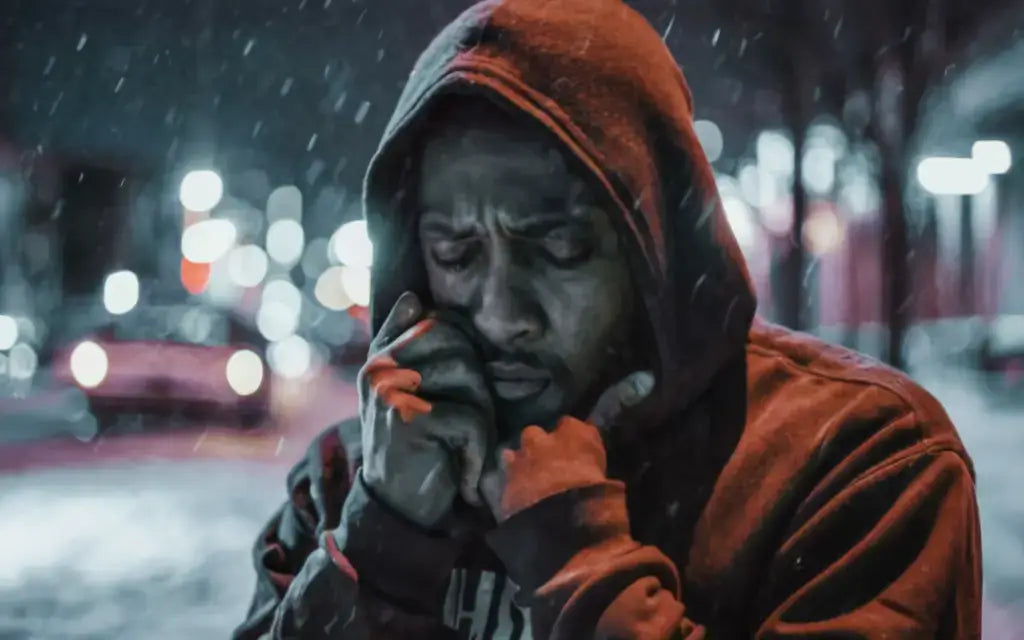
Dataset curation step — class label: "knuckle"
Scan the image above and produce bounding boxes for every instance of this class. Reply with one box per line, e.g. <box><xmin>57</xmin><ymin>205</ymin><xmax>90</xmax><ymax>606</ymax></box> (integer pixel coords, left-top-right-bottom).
<box><xmin>520</xmin><ymin>424</ymin><xmax>546</xmax><ymax>445</ymax></box>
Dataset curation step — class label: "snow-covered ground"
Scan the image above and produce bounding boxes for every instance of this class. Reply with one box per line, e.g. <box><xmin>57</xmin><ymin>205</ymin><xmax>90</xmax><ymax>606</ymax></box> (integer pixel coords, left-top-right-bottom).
<box><xmin>914</xmin><ymin>368</ymin><xmax>1024</xmax><ymax>635</ymax></box>
<box><xmin>0</xmin><ymin>461</ymin><xmax>282</xmax><ymax>640</ymax></box>
<box><xmin>0</xmin><ymin>368</ymin><xmax>1020</xmax><ymax>639</ymax></box>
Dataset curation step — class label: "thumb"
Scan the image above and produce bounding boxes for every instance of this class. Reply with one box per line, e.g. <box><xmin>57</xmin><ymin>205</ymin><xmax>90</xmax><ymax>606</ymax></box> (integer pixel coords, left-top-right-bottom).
<box><xmin>586</xmin><ymin>370</ymin><xmax>655</xmax><ymax>431</ymax></box>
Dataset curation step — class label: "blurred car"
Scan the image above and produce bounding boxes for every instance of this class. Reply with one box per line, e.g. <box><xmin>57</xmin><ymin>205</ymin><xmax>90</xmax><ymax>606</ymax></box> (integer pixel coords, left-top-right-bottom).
<box><xmin>51</xmin><ymin>338</ymin><xmax>271</xmax><ymax>430</ymax></box>
<box><xmin>6</xmin><ymin>300</ymin><xmax>266</xmax><ymax>432</ymax></box>
<box><xmin>0</xmin><ymin>306</ymin><xmax>280</xmax><ymax>473</ymax></box>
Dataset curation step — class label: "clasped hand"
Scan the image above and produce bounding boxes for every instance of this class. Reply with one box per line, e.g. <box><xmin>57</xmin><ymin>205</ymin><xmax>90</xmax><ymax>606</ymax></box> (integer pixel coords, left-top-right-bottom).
<box><xmin>358</xmin><ymin>291</ymin><xmax>654</xmax><ymax>529</ymax></box>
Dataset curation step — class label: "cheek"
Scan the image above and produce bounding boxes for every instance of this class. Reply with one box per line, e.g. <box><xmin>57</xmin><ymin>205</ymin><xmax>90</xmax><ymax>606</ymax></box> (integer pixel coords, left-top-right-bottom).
<box><xmin>538</xmin><ymin>264</ymin><xmax>631</xmax><ymax>370</ymax></box>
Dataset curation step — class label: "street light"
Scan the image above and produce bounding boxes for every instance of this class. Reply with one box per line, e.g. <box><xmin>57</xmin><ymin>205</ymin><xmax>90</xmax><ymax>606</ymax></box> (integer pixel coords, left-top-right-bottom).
<box><xmin>972</xmin><ymin>140</ymin><xmax>1012</xmax><ymax>175</ymax></box>
<box><xmin>916</xmin><ymin>157</ymin><xmax>989</xmax><ymax>195</ymax></box>
<box><xmin>179</xmin><ymin>170</ymin><xmax>224</xmax><ymax>212</ymax></box>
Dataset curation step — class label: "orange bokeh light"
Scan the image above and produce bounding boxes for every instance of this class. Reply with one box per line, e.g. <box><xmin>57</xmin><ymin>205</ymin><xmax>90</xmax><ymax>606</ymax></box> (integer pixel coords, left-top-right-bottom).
<box><xmin>181</xmin><ymin>258</ymin><xmax>211</xmax><ymax>294</ymax></box>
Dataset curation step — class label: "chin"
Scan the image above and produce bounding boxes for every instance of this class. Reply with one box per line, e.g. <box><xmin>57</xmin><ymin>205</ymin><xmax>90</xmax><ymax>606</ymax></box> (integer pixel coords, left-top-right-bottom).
<box><xmin>494</xmin><ymin>386</ymin><xmax>568</xmax><ymax>445</ymax></box>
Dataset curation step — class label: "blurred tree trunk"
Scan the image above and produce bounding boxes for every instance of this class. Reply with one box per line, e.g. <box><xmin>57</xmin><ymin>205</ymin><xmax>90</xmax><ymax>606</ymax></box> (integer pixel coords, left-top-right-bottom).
<box><xmin>959</xmin><ymin>194</ymin><xmax>976</xmax><ymax>315</ymax></box>
<box><xmin>856</xmin><ymin>0</ymin><xmax>949</xmax><ymax>369</ymax></box>
<box><xmin>778</xmin><ymin>55</ymin><xmax>810</xmax><ymax>332</ymax></box>
<box><xmin>879</xmin><ymin>141</ymin><xmax>911</xmax><ymax>369</ymax></box>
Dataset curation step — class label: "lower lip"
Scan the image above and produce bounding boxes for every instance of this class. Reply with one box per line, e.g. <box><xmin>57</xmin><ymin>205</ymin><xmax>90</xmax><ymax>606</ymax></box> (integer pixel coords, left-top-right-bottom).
<box><xmin>492</xmin><ymin>378</ymin><xmax>549</xmax><ymax>402</ymax></box>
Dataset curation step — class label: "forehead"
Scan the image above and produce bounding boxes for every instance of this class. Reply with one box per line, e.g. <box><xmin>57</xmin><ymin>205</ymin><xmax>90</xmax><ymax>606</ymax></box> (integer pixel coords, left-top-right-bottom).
<box><xmin>415</xmin><ymin>101</ymin><xmax>579</xmax><ymax>210</ymax></box>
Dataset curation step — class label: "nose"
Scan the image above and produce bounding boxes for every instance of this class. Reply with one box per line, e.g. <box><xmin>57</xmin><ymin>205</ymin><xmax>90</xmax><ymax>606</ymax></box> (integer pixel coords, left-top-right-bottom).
<box><xmin>473</xmin><ymin>259</ymin><xmax>543</xmax><ymax>350</ymax></box>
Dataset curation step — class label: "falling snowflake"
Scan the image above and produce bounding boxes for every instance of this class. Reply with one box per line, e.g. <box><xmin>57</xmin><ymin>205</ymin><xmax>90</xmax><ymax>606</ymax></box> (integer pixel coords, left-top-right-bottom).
<box><xmin>354</xmin><ymin>101</ymin><xmax>371</xmax><ymax>124</ymax></box>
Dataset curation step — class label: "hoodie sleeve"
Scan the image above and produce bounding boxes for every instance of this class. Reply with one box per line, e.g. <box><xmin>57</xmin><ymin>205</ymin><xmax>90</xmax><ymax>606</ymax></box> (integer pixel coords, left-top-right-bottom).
<box><xmin>485</xmin><ymin>415</ymin><xmax>981</xmax><ymax>639</ymax></box>
<box><xmin>232</xmin><ymin>422</ymin><xmax>461</xmax><ymax>639</ymax></box>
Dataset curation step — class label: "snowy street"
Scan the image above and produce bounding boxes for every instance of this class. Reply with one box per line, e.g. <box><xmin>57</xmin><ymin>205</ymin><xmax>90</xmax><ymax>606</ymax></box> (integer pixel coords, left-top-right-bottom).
<box><xmin>0</xmin><ymin>461</ymin><xmax>281</xmax><ymax>640</ymax></box>
<box><xmin>0</xmin><ymin>369</ymin><xmax>1020</xmax><ymax>639</ymax></box>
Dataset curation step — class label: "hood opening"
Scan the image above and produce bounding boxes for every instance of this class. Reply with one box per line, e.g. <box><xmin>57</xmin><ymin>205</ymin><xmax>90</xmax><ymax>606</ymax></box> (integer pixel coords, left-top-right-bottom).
<box><xmin>362</xmin><ymin>0</ymin><xmax>757</xmax><ymax>433</ymax></box>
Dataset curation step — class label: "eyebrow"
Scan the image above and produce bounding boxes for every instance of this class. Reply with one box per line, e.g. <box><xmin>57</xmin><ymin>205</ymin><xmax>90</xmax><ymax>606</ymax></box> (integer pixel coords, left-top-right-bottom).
<box><xmin>504</xmin><ymin>216</ymin><xmax>583</xmax><ymax>236</ymax></box>
<box><xmin>418</xmin><ymin>199</ymin><xmax>598</xmax><ymax>237</ymax></box>
<box><xmin>418</xmin><ymin>213</ymin><xmax>478</xmax><ymax>239</ymax></box>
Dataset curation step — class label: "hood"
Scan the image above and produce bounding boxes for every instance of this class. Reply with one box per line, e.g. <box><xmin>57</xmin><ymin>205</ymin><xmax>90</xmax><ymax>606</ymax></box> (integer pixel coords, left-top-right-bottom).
<box><xmin>362</xmin><ymin>0</ymin><xmax>756</xmax><ymax>425</ymax></box>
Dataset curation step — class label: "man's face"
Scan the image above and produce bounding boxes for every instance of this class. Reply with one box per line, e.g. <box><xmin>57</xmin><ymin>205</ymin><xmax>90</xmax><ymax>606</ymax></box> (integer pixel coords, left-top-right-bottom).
<box><xmin>415</xmin><ymin>107</ymin><xmax>636</xmax><ymax>442</ymax></box>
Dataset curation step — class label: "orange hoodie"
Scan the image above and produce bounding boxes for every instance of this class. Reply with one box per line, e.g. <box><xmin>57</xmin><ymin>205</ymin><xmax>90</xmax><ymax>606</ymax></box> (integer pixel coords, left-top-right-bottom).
<box><xmin>234</xmin><ymin>1</ymin><xmax>982</xmax><ymax>638</ymax></box>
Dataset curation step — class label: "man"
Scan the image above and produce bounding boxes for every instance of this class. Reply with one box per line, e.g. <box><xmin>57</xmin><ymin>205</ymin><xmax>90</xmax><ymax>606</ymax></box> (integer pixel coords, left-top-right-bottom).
<box><xmin>234</xmin><ymin>0</ymin><xmax>982</xmax><ymax>637</ymax></box>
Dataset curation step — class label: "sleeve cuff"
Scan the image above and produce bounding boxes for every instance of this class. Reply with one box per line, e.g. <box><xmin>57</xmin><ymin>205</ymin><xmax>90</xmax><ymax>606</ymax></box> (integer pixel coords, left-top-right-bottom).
<box><xmin>328</xmin><ymin>470</ymin><xmax>462</xmax><ymax>615</ymax></box>
<box><xmin>484</xmin><ymin>480</ymin><xmax>631</xmax><ymax>594</ymax></box>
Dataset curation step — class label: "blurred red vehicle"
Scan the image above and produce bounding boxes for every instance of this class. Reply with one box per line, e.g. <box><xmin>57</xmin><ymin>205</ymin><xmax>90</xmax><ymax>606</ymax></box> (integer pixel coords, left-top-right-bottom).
<box><xmin>50</xmin><ymin>338</ymin><xmax>272</xmax><ymax>428</ymax></box>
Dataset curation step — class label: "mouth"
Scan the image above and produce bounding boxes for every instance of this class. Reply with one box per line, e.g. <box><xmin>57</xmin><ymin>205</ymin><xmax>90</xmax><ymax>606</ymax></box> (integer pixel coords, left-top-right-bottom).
<box><xmin>486</xmin><ymin>361</ymin><xmax>550</xmax><ymax>402</ymax></box>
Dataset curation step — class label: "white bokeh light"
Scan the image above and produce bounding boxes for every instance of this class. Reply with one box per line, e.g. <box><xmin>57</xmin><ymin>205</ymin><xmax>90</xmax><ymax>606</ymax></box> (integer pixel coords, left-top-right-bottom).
<box><xmin>722</xmin><ymin>196</ymin><xmax>757</xmax><ymax>251</ymax></box>
<box><xmin>807</xmin><ymin>122</ymin><xmax>848</xmax><ymax>157</ymax></box>
<box><xmin>266</xmin><ymin>185</ymin><xmax>303</xmax><ymax>221</ymax></box>
<box><xmin>9</xmin><ymin>343</ymin><xmax>37</xmax><ymax>380</ymax></box>
<box><xmin>803</xmin><ymin>206</ymin><xmax>845</xmax><ymax>256</ymax></box>
<box><xmin>103</xmin><ymin>270</ymin><xmax>140</xmax><ymax>315</ymax></box>
<box><xmin>179</xmin><ymin>170</ymin><xmax>224</xmax><ymax>212</ymax></box>
<box><xmin>315</xmin><ymin>266</ymin><xmax>353</xmax><ymax>311</ymax></box>
<box><xmin>267</xmin><ymin>335</ymin><xmax>312</xmax><ymax>379</ymax></box>
<box><xmin>15</xmin><ymin>318</ymin><xmax>35</xmax><ymax>344</ymax></box>
<box><xmin>737</xmin><ymin>162</ymin><xmax>760</xmax><ymax>205</ymax></box>
<box><xmin>227</xmin><ymin>244</ymin><xmax>269</xmax><ymax>288</ymax></box>
<box><xmin>972</xmin><ymin>140</ymin><xmax>1012</xmax><ymax>175</ymax></box>
<box><xmin>917</xmin><ymin>157</ymin><xmax>989</xmax><ymax>195</ymax></box>
<box><xmin>257</xmin><ymin>302</ymin><xmax>300</xmax><ymax>342</ymax></box>
<box><xmin>181</xmin><ymin>218</ymin><xmax>238</xmax><ymax>263</ymax></box>
<box><xmin>761</xmin><ymin>202</ymin><xmax>794</xmax><ymax>235</ymax></box>
<box><xmin>225</xmin><ymin>349</ymin><xmax>265</xmax><ymax>396</ymax></box>
<box><xmin>262</xmin><ymin>279</ymin><xmax>302</xmax><ymax>310</ymax></box>
<box><xmin>341</xmin><ymin>266</ymin><xmax>371</xmax><ymax>307</ymax></box>
<box><xmin>0</xmin><ymin>315</ymin><xmax>18</xmax><ymax>351</ymax></box>
<box><xmin>330</xmin><ymin>220</ymin><xmax>374</xmax><ymax>267</ymax></box>
<box><xmin>693</xmin><ymin>119</ymin><xmax>724</xmax><ymax>163</ymax></box>
<box><xmin>70</xmin><ymin>341</ymin><xmax>109</xmax><ymax>388</ymax></box>
<box><xmin>266</xmin><ymin>219</ymin><xmax>305</xmax><ymax>266</ymax></box>
<box><xmin>801</xmin><ymin>142</ymin><xmax>837</xmax><ymax>195</ymax></box>
<box><xmin>757</xmin><ymin>130</ymin><xmax>795</xmax><ymax>177</ymax></box>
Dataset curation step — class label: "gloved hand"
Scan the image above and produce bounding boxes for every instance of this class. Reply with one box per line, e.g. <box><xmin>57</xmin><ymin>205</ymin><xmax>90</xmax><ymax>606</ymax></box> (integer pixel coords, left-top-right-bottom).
<box><xmin>479</xmin><ymin>371</ymin><xmax>655</xmax><ymax>522</ymax></box>
<box><xmin>358</xmin><ymin>291</ymin><xmax>497</xmax><ymax>529</ymax></box>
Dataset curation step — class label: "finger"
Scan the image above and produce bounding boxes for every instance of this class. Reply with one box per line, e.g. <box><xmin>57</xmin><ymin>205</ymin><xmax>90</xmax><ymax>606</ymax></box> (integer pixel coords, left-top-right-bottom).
<box><xmin>409</xmin><ymin>403</ymin><xmax>493</xmax><ymax>507</ymax></box>
<box><xmin>383</xmin><ymin>318</ymin><xmax>439</xmax><ymax>358</ymax></box>
<box><xmin>375</xmin><ymin>321</ymin><xmax>491</xmax><ymax>411</ymax></box>
<box><xmin>518</xmin><ymin>425</ymin><xmax>547</xmax><ymax>449</ymax></box>
<box><xmin>381</xmin><ymin>390</ymin><xmax>433</xmax><ymax>423</ymax></box>
<box><xmin>358</xmin><ymin>353</ymin><xmax>409</xmax><ymax>403</ymax></box>
<box><xmin>371</xmin><ymin>291</ymin><xmax>423</xmax><ymax>350</ymax></box>
<box><xmin>587</xmin><ymin>370</ymin><xmax>656</xmax><ymax>431</ymax></box>
<box><xmin>459</xmin><ymin>442</ymin><xmax>485</xmax><ymax>506</ymax></box>
<box><xmin>369</xmin><ymin>367</ymin><xmax>421</xmax><ymax>396</ymax></box>
<box><xmin>389</xmin><ymin>319</ymin><xmax>480</xmax><ymax>367</ymax></box>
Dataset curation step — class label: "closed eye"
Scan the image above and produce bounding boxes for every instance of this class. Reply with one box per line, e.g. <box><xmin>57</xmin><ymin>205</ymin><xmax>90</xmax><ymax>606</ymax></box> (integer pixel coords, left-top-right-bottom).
<box><xmin>430</xmin><ymin>238</ymin><xmax>480</xmax><ymax>272</ymax></box>
<box><xmin>541</xmin><ymin>228</ymin><xmax>592</xmax><ymax>265</ymax></box>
